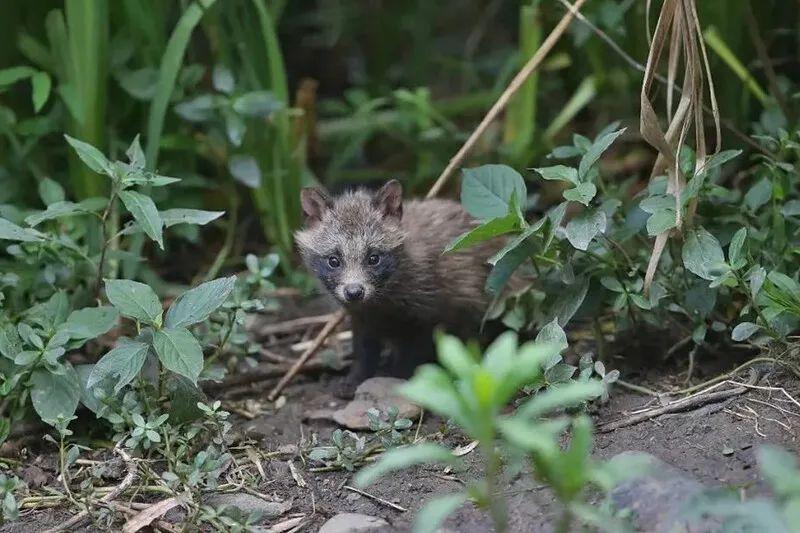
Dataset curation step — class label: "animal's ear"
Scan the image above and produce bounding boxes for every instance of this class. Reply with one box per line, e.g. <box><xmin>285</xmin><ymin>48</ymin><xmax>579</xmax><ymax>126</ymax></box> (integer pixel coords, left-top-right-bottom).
<box><xmin>300</xmin><ymin>187</ymin><xmax>332</xmax><ymax>225</ymax></box>
<box><xmin>372</xmin><ymin>179</ymin><xmax>403</xmax><ymax>220</ymax></box>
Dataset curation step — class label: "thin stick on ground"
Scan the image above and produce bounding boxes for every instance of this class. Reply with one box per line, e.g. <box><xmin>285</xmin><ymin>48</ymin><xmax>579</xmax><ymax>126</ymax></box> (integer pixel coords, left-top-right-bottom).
<box><xmin>267</xmin><ymin>310</ymin><xmax>345</xmax><ymax>400</ymax></box>
<box><xmin>266</xmin><ymin>1</ymin><xmax>588</xmax><ymax>397</ymax></box>
<box><xmin>43</xmin><ymin>446</ymin><xmax>138</xmax><ymax>533</ymax></box>
<box><xmin>343</xmin><ymin>485</ymin><xmax>408</xmax><ymax>512</ymax></box>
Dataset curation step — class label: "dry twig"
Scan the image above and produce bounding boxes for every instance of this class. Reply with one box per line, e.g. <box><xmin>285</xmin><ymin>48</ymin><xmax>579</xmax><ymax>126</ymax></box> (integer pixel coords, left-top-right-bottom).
<box><xmin>342</xmin><ymin>485</ymin><xmax>407</xmax><ymax>512</ymax></box>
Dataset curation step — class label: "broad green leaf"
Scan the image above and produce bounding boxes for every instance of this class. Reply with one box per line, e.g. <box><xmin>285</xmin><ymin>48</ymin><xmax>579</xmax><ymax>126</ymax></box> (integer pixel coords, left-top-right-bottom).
<box><xmin>74</xmin><ymin>363</ymin><xmax>106</xmax><ymax>415</ymax></box>
<box><xmin>119</xmin><ymin>190</ymin><xmax>164</xmax><ymax>249</ymax></box>
<box><xmin>87</xmin><ymin>339</ymin><xmax>149</xmax><ymax>393</ymax></box>
<box><xmin>64</xmin><ymin>134</ymin><xmax>112</xmax><ymax>175</ymax></box>
<box><xmin>232</xmin><ymin>90</ymin><xmax>282</xmax><ymax>117</ymax></box>
<box><xmin>30</xmin><ymin>366</ymin><xmax>81</xmax><ymax>425</ymax></box>
<box><xmin>354</xmin><ymin>443</ymin><xmax>460</xmax><ymax>487</ymax></box>
<box><xmin>116</xmin><ymin>67</ymin><xmax>160</xmax><ymax>100</ymax></box>
<box><xmin>518</xmin><ymin>381</ymin><xmax>604</xmax><ymax>419</ymax></box>
<box><xmin>174</xmin><ymin>94</ymin><xmax>219</xmax><ymax>122</ymax></box>
<box><xmin>757</xmin><ymin>446</ymin><xmax>800</xmax><ymax>497</ymax></box>
<box><xmin>212</xmin><ymin>64</ymin><xmax>235</xmax><ymax>94</ymax></box>
<box><xmin>535</xmin><ymin>319</ymin><xmax>568</xmax><ymax>352</ymax></box>
<box><xmin>38</xmin><ymin>177</ymin><xmax>64</xmax><ymax>206</ymax></box>
<box><xmin>682</xmin><ymin>229</ymin><xmax>727</xmax><ymax>281</ymax></box>
<box><xmin>224</xmin><ymin>109</ymin><xmax>246</xmax><ymax>146</ymax></box>
<box><xmin>153</xmin><ymin>328</ymin><xmax>204</xmax><ymax>383</ymax></box>
<box><xmin>485</xmin><ymin>235</ymin><xmax>537</xmax><ymax>295</ymax></box>
<box><xmin>483</xmin><ymin>331</ymin><xmax>518</xmax><ymax>382</ymax></box>
<box><xmin>435</xmin><ymin>334</ymin><xmax>477</xmax><ymax>380</ymax></box>
<box><xmin>552</xmin><ymin>277</ymin><xmax>590</xmax><ymax>327</ymax></box>
<box><xmin>165</xmin><ymin>276</ymin><xmax>237</xmax><ymax>328</ymax></box>
<box><xmin>0</xmin><ymin>218</ymin><xmax>44</xmax><ymax>242</ymax></box>
<box><xmin>166</xmin><ymin>374</ymin><xmax>206</xmax><ymax>423</ymax></box>
<box><xmin>126</xmin><ymin>134</ymin><xmax>145</xmax><ymax>169</ymax></box>
<box><xmin>728</xmin><ymin>228</ymin><xmax>747</xmax><ymax>268</ymax></box>
<box><xmin>578</xmin><ymin>127</ymin><xmax>626</xmax><ymax>180</ymax></box>
<box><xmin>31</xmin><ymin>71</ymin><xmax>51</xmax><ymax>112</ymax></box>
<box><xmin>460</xmin><ymin>164</ymin><xmax>527</xmax><ymax>220</ymax></box>
<box><xmin>744</xmin><ymin>177</ymin><xmax>772</xmax><ymax>211</ymax></box>
<box><xmin>0</xmin><ymin>65</ymin><xmax>35</xmax><ymax>85</ymax></box>
<box><xmin>533</xmin><ymin>165</ymin><xmax>578</xmax><ymax>185</ymax></box>
<box><xmin>0</xmin><ymin>324</ymin><xmax>22</xmax><ymax>360</ymax></box>
<box><xmin>25</xmin><ymin>201</ymin><xmax>86</xmax><ymax>227</ymax></box>
<box><xmin>228</xmin><ymin>155</ymin><xmax>261</xmax><ymax>188</ymax></box>
<box><xmin>444</xmin><ymin>211</ymin><xmax>520</xmax><ymax>253</ymax></box>
<box><xmin>731</xmin><ymin>322</ymin><xmax>760</xmax><ymax>342</ymax></box>
<box><xmin>399</xmin><ymin>366</ymin><xmax>473</xmax><ymax>432</ymax></box>
<box><xmin>563</xmin><ymin>182</ymin><xmax>597</xmax><ymax>206</ymax></box>
<box><xmin>645</xmin><ymin>208</ymin><xmax>677</xmax><ymax>236</ymax></box>
<box><xmin>61</xmin><ymin>306</ymin><xmax>119</xmax><ymax>342</ymax></box>
<box><xmin>160</xmin><ymin>209</ymin><xmax>224</xmax><ymax>227</ymax></box>
<box><xmin>498</xmin><ymin>417</ymin><xmax>568</xmax><ymax>453</ymax></box>
<box><xmin>412</xmin><ymin>494</ymin><xmax>468</xmax><ymax>533</ymax></box>
<box><xmin>702</xmin><ymin>149</ymin><xmax>741</xmax><ymax>171</ymax></box>
<box><xmin>565</xmin><ymin>209</ymin><xmax>606</xmax><ymax>251</ymax></box>
<box><xmin>782</xmin><ymin>200</ymin><xmax>800</xmax><ymax>217</ymax></box>
<box><xmin>104</xmin><ymin>279</ymin><xmax>163</xmax><ymax>326</ymax></box>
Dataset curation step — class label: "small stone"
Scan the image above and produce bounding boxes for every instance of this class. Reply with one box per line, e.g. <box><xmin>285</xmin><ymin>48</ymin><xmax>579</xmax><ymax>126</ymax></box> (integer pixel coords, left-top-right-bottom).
<box><xmin>318</xmin><ymin>513</ymin><xmax>390</xmax><ymax>533</ymax></box>
<box><xmin>330</xmin><ymin>377</ymin><xmax>421</xmax><ymax>430</ymax></box>
<box><xmin>203</xmin><ymin>492</ymin><xmax>292</xmax><ymax>520</ymax></box>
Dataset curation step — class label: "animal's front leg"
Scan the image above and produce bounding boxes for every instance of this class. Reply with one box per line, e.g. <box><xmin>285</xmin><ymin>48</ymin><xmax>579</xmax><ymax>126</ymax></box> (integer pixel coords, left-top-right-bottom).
<box><xmin>335</xmin><ymin>321</ymin><xmax>381</xmax><ymax>399</ymax></box>
<box><xmin>390</xmin><ymin>328</ymin><xmax>435</xmax><ymax>378</ymax></box>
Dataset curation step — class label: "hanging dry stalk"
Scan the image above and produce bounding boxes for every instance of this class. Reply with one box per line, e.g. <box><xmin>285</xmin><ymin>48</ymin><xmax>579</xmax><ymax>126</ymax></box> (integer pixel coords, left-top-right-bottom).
<box><xmin>641</xmin><ymin>0</ymin><xmax>721</xmax><ymax>291</ymax></box>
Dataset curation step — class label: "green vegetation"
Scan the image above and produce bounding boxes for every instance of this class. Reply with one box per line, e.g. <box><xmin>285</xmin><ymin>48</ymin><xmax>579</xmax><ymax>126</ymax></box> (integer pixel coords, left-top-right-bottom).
<box><xmin>0</xmin><ymin>0</ymin><xmax>798</xmax><ymax>531</ymax></box>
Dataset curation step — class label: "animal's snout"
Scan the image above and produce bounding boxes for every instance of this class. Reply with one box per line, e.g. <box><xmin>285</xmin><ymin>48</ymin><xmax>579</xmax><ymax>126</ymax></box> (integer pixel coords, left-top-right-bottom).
<box><xmin>343</xmin><ymin>283</ymin><xmax>365</xmax><ymax>302</ymax></box>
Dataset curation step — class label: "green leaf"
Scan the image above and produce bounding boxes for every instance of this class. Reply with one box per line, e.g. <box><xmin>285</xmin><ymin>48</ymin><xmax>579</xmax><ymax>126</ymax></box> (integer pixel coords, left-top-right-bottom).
<box><xmin>435</xmin><ymin>334</ymin><xmax>477</xmax><ymax>380</ymax></box>
<box><xmin>552</xmin><ymin>277</ymin><xmax>589</xmax><ymax>327</ymax></box>
<box><xmin>119</xmin><ymin>190</ymin><xmax>164</xmax><ymax>249</ymax></box>
<box><xmin>728</xmin><ymin>228</ymin><xmax>747</xmax><ymax>269</ymax></box>
<box><xmin>781</xmin><ymin>200</ymin><xmax>800</xmax><ymax>217</ymax></box>
<box><xmin>166</xmin><ymin>374</ymin><xmax>206</xmax><ymax>423</ymax></box>
<box><xmin>30</xmin><ymin>366</ymin><xmax>81</xmax><ymax>425</ymax></box>
<box><xmin>702</xmin><ymin>149</ymin><xmax>741</xmax><ymax>171</ymax></box>
<box><xmin>445</xmin><ymin>211</ymin><xmax>521</xmax><ymax>253</ymax></box>
<box><xmin>126</xmin><ymin>135</ymin><xmax>145</xmax><ymax>169</ymax></box>
<box><xmin>0</xmin><ymin>65</ymin><xmax>35</xmax><ymax>85</ymax></box>
<box><xmin>38</xmin><ymin>178</ymin><xmax>65</xmax><ymax>206</ymax></box>
<box><xmin>460</xmin><ymin>164</ymin><xmax>527</xmax><ymax>220</ymax></box>
<box><xmin>123</xmin><ymin>171</ymin><xmax>181</xmax><ymax>187</ymax></box>
<box><xmin>518</xmin><ymin>381</ymin><xmax>604</xmax><ymax>419</ymax></box>
<box><xmin>563</xmin><ymin>182</ymin><xmax>597</xmax><ymax>206</ymax></box>
<box><xmin>104</xmin><ymin>279</ymin><xmax>163</xmax><ymax>326</ymax></box>
<box><xmin>645</xmin><ymin>208</ymin><xmax>677</xmax><ymax>236</ymax></box>
<box><xmin>682</xmin><ymin>228</ymin><xmax>727</xmax><ymax>281</ymax></box>
<box><xmin>0</xmin><ymin>218</ymin><xmax>44</xmax><ymax>242</ymax></box>
<box><xmin>153</xmin><ymin>328</ymin><xmax>204</xmax><ymax>383</ymax></box>
<box><xmin>87</xmin><ymin>339</ymin><xmax>149</xmax><ymax>393</ymax></box>
<box><xmin>160</xmin><ymin>208</ymin><xmax>224</xmax><ymax>227</ymax></box>
<box><xmin>164</xmin><ymin>276</ymin><xmax>237</xmax><ymax>328</ymax></box>
<box><xmin>0</xmin><ymin>324</ymin><xmax>22</xmax><ymax>360</ymax></box>
<box><xmin>565</xmin><ymin>209</ymin><xmax>606</xmax><ymax>251</ymax></box>
<box><xmin>25</xmin><ymin>201</ymin><xmax>85</xmax><ymax>227</ymax></box>
<box><xmin>535</xmin><ymin>319</ymin><xmax>568</xmax><ymax>352</ymax></box>
<box><xmin>64</xmin><ymin>134</ymin><xmax>112</xmax><ymax>175</ymax></box>
<box><xmin>731</xmin><ymin>322</ymin><xmax>761</xmax><ymax>342</ymax></box>
<box><xmin>757</xmin><ymin>445</ymin><xmax>800</xmax><ymax>497</ymax></box>
<box><xmin>578</xmin><ymin>127</ymin><xmax>626</xmax><ymax>180</ymax></box>
<box><xmin>228</xmin><ymin>155</ymin><xmax>261</xmax><ymax>188</ymax></box>
<box><xmin>232</xmin><ymin>90</ymin><xmax>282</xmax><ymax>117</ymax></box>
<box><xmin>533</xmin><ymin>165</ymin><xmax>578</xmax><ymax>185</ymax></box>
<box><xmin>61</xmin><ymin>306</ymin><xmax>119</xmax><ymax>342</ymax></box>
<box><xmin>744</xmin><ymin>177</ymin><xmax>772</xmax><ymax>211</ymax></box>
<box><xmin>412</xmin><ymin>493</ymin><xmax>468</xmax><ymax>533</ymax></box>
<box><xmin>174</xmin><ymin>94</ymin><xmax>219</xmax><ymax>122</ymax></box>
<box><xmin>31</xmin><ymin>71</ymin><xmax>51</xmax><ymax>112</ymax></box>
<box><xmin>354</xmin><ymin>443</ymin><xmax>460</xmax><ymax>487</ymax></box>
<box><xmin>212</xmin><ymin>64</ymin><xmax>235</xmax><ymax>94</ymax></box>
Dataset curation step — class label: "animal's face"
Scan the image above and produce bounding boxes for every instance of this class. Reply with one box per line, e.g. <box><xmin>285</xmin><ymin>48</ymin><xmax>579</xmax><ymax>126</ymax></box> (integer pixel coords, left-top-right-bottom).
<box><xmin>294</xmin><ymin>180</ymin><xmax>405</xmax><ymax>306</ymax></box>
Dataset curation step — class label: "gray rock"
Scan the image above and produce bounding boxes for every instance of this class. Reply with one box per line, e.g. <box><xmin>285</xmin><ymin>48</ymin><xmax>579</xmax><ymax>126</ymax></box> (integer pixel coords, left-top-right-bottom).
<box><xmin>609</xmin><ymin>451</ymin><xmax>718</xmax><ymax>533</ymax></box>
<box><xmin>318</xmin><ymin>513</ymin><xmax>390</xmax><ymax>533</ymax></box>
<box><xmin>203</xmin><ymin>492</ymin><xmax>292</xmax><ymax>519</ymax></box>
<box><xmin>330</xmin><ymin>377</ymin><xmax>421</xmax><ymax>430</ymax></box>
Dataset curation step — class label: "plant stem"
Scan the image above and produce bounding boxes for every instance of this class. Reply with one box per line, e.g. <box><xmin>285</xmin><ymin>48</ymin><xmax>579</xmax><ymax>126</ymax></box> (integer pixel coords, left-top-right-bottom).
<box><xmin>555</xmin><ymin>507</ymin><xmax>573</xmax><ymax>533</ymax></box>
<box><xmin>482</xmin><ymin>441</ymin><xmax>508</xmax><ymax>533</ymax></box>
<box><xmin>95</xmin><ymin>189</ymin><xmax>118</xmax><ymax>297</ymax></box>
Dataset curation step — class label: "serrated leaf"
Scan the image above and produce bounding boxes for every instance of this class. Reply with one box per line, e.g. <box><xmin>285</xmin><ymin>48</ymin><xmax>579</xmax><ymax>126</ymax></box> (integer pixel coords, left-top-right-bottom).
<box><xmin>30</xmin><ymin>366</ymin><xmax>81</xmax><ymax>425</ymax></box>
<box><xmin>0</xmin><ymin>218</ymin><xmax>43</xmax><ymax>242</ymax></box>
<box><xmin>87</xmin><ymin>339</ymin><xmax>149</xmax><ymax>393</ymax></box>
<box><xmin>682</xmin><ymin>228</ymin><xmax>727</xmax><ymax>281</ymax></box>
<box><xmin>565</xmin><ymin>209</ymin><xmax>606</xmax><ymax>250</ymax></box>
<box><xmin>153</xmin><ymin>328</ymin><xmax>204</xmax><ymax>383</ymax></box>
<box><xmin>563</xmin><ymin>182</ymin><xmax>596</xmax><ymax>206</ymax></box>
<box><xmin>460</xmin><ymin>164</ymin><xmax>527</xmax><ymax>220</ymax></box>
<box><xmin>731</xmin><ymin>322</ymin><xmax>761</xmax><ymax>342</ymax></box>
<box><xmin>64</xmin><ymin>134</ymin><xmax>111</xmax><ymax>175</ymax></box>
<box><xmin>578</xmin><ymin>127</ymin><xmax>626</xmax><ymax>180</ymax></box>
<box><xmin>533</xmin><ymin>165</ymin><xmax>578</xmax><ymax>185</ymax></box>
<box><xmin>165</xmin><ymin>276</ymin><xmax>237</xmax><ymax>328</ymax></box>
<box><xmin>104</xmin><ymin>279</ymin><xmax>162</xmax><ymax>326</ymax></box>
<box><xmin>119</xmin><ymin>190</ymin><xmax>163</xmax><ymax>249</ymax></box>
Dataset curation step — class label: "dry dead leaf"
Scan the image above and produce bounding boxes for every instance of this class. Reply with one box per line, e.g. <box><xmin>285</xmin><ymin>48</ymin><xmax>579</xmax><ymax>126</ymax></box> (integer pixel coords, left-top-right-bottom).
<box><xmin>121</xmin><ymin>495</ymin><xmax>185</xmax><ymax>533</ymax></box>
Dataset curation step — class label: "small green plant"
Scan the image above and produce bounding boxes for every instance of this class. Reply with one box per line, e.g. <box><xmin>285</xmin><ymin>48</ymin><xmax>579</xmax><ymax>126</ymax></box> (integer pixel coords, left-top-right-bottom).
<box><xmin>0</xmin><ymin>472</ymin><xmax>22</xmax><ymax>525</ymax></box>
<box><xmin>354</xmin><ymin>329</ymin><xmax>617</xmax><ymax>533</ymax></box>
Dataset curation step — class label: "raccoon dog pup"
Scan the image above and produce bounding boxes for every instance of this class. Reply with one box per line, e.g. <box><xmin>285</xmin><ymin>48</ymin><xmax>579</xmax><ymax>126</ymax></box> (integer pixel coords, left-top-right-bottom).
<box><xmin>295</xmin><ymin>180</ymin><xmax>500</xmax><ymax>398</ymax></box>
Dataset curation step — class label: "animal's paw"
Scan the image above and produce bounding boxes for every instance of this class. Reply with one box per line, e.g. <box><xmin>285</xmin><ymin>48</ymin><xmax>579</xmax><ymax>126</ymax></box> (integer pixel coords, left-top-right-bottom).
<box><xmin>333</xmin><ymin>377</ymin><xmax>360</xmax><ymax>400</ymax></box>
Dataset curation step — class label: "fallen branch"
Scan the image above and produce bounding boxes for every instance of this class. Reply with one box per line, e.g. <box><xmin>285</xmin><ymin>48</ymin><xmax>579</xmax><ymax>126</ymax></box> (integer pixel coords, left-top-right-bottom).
<box><xmin>598</xmin><ymin>370</ymin><xmax>760</xmax><ymax>433</ymax></box>
<box><xmin>43</xmin><ymin>446</ymin><xmax>138</xmax><ymax>533</ymax></box>
<box><xmin>267</xmin><ymin>310</ymin><xmax>345</xmax><ymax>400</ymax></box>
<box><xmin>343</xmin><ymin>485</ymin><xmax>407</xmax><ymax>512</ymax></box>
<box><xmin>254</xmin><ymin>313</ymin><xmax>337</xmax><ymax>339</ymax></box>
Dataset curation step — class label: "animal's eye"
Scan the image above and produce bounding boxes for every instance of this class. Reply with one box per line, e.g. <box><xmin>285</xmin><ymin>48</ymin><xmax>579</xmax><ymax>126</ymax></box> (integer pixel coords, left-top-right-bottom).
<box><xmin>367</xmin><ymin>254</ymin><xmax>380</xmax><ymax>266</ymax></box>
<box><xmin>328</xmin><ymin>256</ymin><xmax>341</xmax><ymax>268</ymax></box>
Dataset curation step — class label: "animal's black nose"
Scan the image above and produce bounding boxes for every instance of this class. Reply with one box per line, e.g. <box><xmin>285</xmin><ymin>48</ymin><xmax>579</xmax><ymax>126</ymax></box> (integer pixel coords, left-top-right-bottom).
<box><xmin>343</xmin><ymin>283</ymin><xmax>365</xmax><ymax>301</ymax></box>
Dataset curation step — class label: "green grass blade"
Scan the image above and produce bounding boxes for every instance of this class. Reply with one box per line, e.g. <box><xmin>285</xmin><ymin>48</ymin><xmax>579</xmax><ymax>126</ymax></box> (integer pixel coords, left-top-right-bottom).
<box><xmin>703</xmin><ymin>25</ymin><xmax>767</xmax><ymax>105</ymax></box>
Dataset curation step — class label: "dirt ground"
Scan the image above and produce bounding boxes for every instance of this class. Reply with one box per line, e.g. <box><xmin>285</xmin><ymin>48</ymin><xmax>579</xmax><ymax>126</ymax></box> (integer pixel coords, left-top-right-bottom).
<box><xmin>3</xmin><ymin>303</ymin><xmax>799</xmax><ymax>533</ymax></box>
